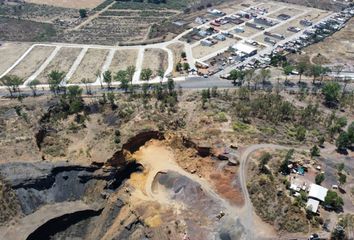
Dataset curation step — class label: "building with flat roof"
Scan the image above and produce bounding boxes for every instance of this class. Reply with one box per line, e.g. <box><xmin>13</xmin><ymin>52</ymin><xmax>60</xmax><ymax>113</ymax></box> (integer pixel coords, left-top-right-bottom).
<box><xmin>306</xmin><ymin>198</ymin><xmax>320</xmax><ymax>213</ymax></box>
<box><xmin>308</xmin><ymin>183</ymin><xmax>328</xmax><ymax>202</ymax></box>
<box><xmin>232</xmin><ymin>43</ymin><xmax>257</xmax><ymax>56</ymax></box>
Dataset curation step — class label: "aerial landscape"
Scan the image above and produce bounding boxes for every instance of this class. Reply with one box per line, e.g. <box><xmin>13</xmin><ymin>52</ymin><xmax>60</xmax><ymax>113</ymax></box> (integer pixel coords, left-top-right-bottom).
<box><xmin>0</xmin><ymin>0</ymin><xmax>354</xmax><ymax>239</ymax></box>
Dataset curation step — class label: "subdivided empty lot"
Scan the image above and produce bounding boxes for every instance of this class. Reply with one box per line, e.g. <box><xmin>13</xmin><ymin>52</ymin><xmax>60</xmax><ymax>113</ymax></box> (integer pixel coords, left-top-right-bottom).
<box><xmin>192</xmin><ymin>38</ymin><xmax>239</xmax><ymax>60</ymax></box>
<box><xmin>37</xmin><ymin>47</ymin><xmax>82</xmax><ymax>83</ymax></box>
<box><xmin>70</xmin><ymin>48</ymin><xmax>109</xmax><ymax>83</ymax></box>
<box><xmin>267</xmin><ymin>7</ymin><xmax>304</xmax><ymax>19</ymax></box>
<box><xmin>25</xmin><ymin>0</ymin><xmax>104</xmax><ymax>9</ymax></box>
<box><xmin>142</xmin><ymin>48</ymin><xmax>168</xmax><ymax>74</ymax></box>
<box><xmin>7</xmin><ymin>46</ymin><xmax>55</xmax><ymax>81</ymax></box>
<box><xmin>0</xmin><ymin>42</ymin><xmax>31</xmax><ymax>76</ymax></box>
<box><xmin>108</xmin><ymin>49</ymin><xmax>138</xmax><ymax>73</ymax></box>
<box><xmin>167</xmin><ymin>43</ymin><xmax>185</xmax><ymax>76</ymax></box>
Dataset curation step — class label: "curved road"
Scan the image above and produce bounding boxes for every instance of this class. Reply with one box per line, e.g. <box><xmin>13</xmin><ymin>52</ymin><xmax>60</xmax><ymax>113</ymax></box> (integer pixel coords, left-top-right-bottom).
<box><xmin>239</xmin><ymin>144</ymin><xmax>302</xmax><ymax>239</ymax></box>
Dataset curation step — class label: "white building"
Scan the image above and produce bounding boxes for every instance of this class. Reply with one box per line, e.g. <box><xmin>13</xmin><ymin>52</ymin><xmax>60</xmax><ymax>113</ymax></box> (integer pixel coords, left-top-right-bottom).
<box><xmin>232</xmin><ymin>43</ymin><xmax>257</xmax><ymax>56</ymax></box>
<box><xmin>306</xmin><ymin>184</ymin><xmax>328</xmax><ymax>213</ymax></box>
<box><xmin>308</xmin><ymin>184</ymin><xmax>328</xmax><ymax>201</ymax></box>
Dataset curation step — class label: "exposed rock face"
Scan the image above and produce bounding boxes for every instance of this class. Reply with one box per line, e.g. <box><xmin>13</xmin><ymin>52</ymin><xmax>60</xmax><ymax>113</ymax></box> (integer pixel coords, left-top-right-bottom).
<box><xmin>107</xmin><ymin>131</ymin><xmax>164</xmax><ymax>166</ymax></box>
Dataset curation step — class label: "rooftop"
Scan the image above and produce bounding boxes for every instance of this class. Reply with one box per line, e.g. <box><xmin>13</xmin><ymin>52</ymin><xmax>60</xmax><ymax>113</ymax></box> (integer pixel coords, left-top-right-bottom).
<box><xmin>308</xmin><ymin>184</ymin><xmax>328</xmax><ymax>202</ymax></box>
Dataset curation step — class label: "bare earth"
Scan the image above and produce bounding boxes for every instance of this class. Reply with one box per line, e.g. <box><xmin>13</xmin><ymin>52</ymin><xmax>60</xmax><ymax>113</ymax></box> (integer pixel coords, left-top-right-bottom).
<box><xmin>192</xmin><ymin>38</ymin><xmax>239</xmax><ymax>60</ymax></box>
<box><xmin>37</xmin><ymin>47</ymin><xmax>82</xmax><ymax>83</ymax></box>
<box><xmin>142</xmin><ymin>48</ymin><xmax>168</xmax><ymax>74</ymax></box>
<box><xmin>70</xmin><ymin>48</ymin><xmax>109</xmax><ymax>83</ymax></box>
<box><xmin>8</xmin><ymin>46</ymin><xmax>55</xmax><ymax>81</ymax></box>
<box><xmin>0</xmin><ymin>42</ymin><xmax>31</xmax><ymax>76</ymax></box>
<box><xmin>108</xmin><ymin>49</ymin><xmax>138</xmax><ymax>73</ymax></box>
<box><xmin>25</xmin><ymin>0</ymin><xmax>104</xmax><ymax>9</ymax></box>
<box><xmin>167</xmin><ymin>43</ymin><xmax>185</xmax><ymax>77</ymax></box>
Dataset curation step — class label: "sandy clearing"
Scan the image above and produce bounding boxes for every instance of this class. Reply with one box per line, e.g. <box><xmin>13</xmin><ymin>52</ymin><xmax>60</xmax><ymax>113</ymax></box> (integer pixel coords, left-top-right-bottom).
<box><xmin>192</xmin><ymin>37</ymin><xmax>238</xmax><ymax>60</ymax></box>
<box><xmin>36</xmin><ymin>47</ymin><xmax>82</xmax><ymax>83</ymax></box>
<box><xmin>8</xmin><ymin>46</ymin><xmax>55</xmax><ymax>81</ymax></box>
<box><xmin>25</xmin><ymin>0</ymin><xmax>104</xmax><ymax>9</ymax></box>
<box><xmin>0</xmin><ymin>42</ymin><xmax>32</xmax><ymax>76</ymax></box>
<box><xmin>142</xmin><ymin>48</ymin><xmax>168</xmax><ymax>74</ymax></box>
<box><xmin>235</xmin><ymin>25</ymin><xmax>262</xmax><ymax>38</ymax></box>
<box><xmin>70</xmin><ymin>48</ymin><xmax>109</xmax><ymax>83</ymax></box>
<box><xmin>108</xmin><ymin>49</ymin><xmax>138</xmax><ymax>73</ymax></box>
<box><xmin>257</xmin><ymin>2</ymin><xmax>283</xmax><ymax>12</ymax></box>
<box><xmin>267</xmin><ymin>7</ymin><xmax>304</xmax><ymax>19</ymax></box>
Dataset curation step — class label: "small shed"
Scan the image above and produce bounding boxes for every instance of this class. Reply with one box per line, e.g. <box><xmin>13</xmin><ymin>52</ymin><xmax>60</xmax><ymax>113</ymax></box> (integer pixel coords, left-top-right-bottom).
<box><xmin>306</xmin><ymin>198</ymin><xmax>320</xmax><ymax>213</ymax></box>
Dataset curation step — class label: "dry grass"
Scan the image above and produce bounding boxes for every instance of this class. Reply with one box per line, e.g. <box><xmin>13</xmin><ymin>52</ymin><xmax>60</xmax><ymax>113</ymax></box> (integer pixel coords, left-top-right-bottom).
<box><xmin>25</xmin><ymin>0</ymin><xmax>105</xmax><ymax>9</ymax></box>
<box><xmin>0</xmin><ymin>42</ymin><xmax>31</xmax><ymax>76</ymax></box>
<box><xmin>192</xmin><ymin>37</ymin><xmax>239</xmax><ymax>60</ymax></box>
<box><xmin>70</xmin><ymin>48</ymin><xmax>109</xmax><ymax>83</ymax></box>
<box><xmin>8</xmin><ymin>46</ymin><xmax>55</xmax><ymax>81</ymax></box>
<box><xmin>37</xmin><ymin>47</ymin><xmax>82</xmax><ymax>83</ymax></box>
<box><xmin>142</xmin><ymin>48</ymin><xmax>168</xmax><ymax>74</ymax></box>
<box><xmin>108</xmin><ymin>49</ymin><xmax>138</xmax><ymax>73</ymax></box>
<box><xmin>167</xmin><ymin>43</ymin><xmax>185</xmax><ymax>77</ymax></box>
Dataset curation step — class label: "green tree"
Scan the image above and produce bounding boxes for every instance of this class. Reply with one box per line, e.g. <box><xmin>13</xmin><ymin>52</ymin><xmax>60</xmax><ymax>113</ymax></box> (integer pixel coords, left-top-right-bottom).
<box><xmin>28</xmin><ymin>79</ymin><xmax>40</xmax><ymax>97</ymax></box>
<box><xmin>183</xmin><ymin>62</ymin><xmax>190</xmax><ymax>71</ymax></box>
<box><xmin>283</xmin><ymin>65</ymin><xmax>294</xmax><ymax>81</ymax></box>
<box><xmin>126</xmin><ymin>65</ymin><xmax>136</xmax><ymax>85</ymax></box>
<box><xmin>107</xmin><ymin>92</ymin><xmax>116</xmax><ymax>108</ymax></box>
<box><xmin>279</xmin><ymin>149</ymin><xmax>294</xmax><ymax>175</ymax></box>
<box><xmin>0</xmin><ymin>75</ymin><xmax>23</xmax><ymax>97</ymax></box>
<box><xmin>315</xmin><ymin>173</ymin><xmax>325</xmax><ymax>185</ymax></box>
<box><xmin>157</xmin><ymin>69</ymin><xmax>164</xmax><ymax>79</ymax></box>
<box><xmin>115</xmin><ymin>70</ymin><xmax>129</xmax><ymax>92</ymax></box>
<box><xmin>79</xmin><ymin>9</ymin><xmax>87</xmax><ymax>18</ymax></box>
<box><xmin>322</xmin><ymin>82</ymin><xmax>341</xmax><ymax>108</ymax></box>
<box><xmin>48</xmin><ymin>70</ymin><xmax>65</xmax><ymax>95</ymax></box>
<box><xmin>336</xmin><ymin>132</ymin><xmax>350</xmax><ymax>151</ymax></box>
<box><xmin>181</xmin><ymin>52</ymin><xmax>186</xmax><ymax>58</ymax></box>
<box><xmin>167</xmin><ymin>77</ymin><xmax>175</xmax><ymax>94</ymax></box>
<box><xmin>175</xmin><ymin>62</ymin><xmax>182</xmax><ymax>72</ymax></box>
<box><xmin>338</xmin><ymin>173</ymin><xmax>346</xmax><ymax>185</ymax></box>
<box><xmin>318</xmin><ymin>136</ymin><xmax>325</xmax><ymax>147</ymax></box>
<box><xmin>103</xmin><ymin>70</ymin><xmax>112</xmax><ymax>89</ymax></box>
<box><xmin>347</xmin><ymin>121</ymin><xmax>354</xmax><ymax>143</ymax></box>
<box><xmin>229</xmin><ymin>69</ymin><xmax>239</xmax><ymax>85</ymax></box>
<box><xmin>296</xmin><ymin>61</ymin><xmax>307</xmax><ymax>83</ymax></box>
<box><xmin>259</xmin><ymin>152</ymin><xmax>272</xmax><ymax>174</ymax></box>
<box><xmin>295</xmin><ymin>126</ymin><xmax>306</xmax><ymax>141</ymax></box>
<box><xmin>324</xmin><ymin>190</ymin><xmax>344</xmax><ymax>210</ymax></box>
<box><xmin>309</xmin><ymin>64</ymin><xmax>323</xmax><ymax>84</ymax></box>
<box><xmin>141</xmin><ymin>68</ymin><xmax>153</xmax><ymax>81</ymax></box>
<box><xmin>67</xmin><ymin>85</ymin><xmax>83</xmax><ymax>114</ymax></box>
<box><xmin>310</xmin><ymin>145</ymin><xmax>320</xmax><ymax>157</ymax></box>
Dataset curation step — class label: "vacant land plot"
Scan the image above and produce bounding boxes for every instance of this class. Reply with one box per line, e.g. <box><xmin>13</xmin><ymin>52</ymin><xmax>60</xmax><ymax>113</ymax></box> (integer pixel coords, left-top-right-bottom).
<box><xmin>192</xmin><ymin>37</ymin><xmax>239</xmax><ymax>60</ymax></box>
<box><xmin>269</xmin><ymin>16</ymin><xmax>305</xmax><ymax>38</ymax></box>
<box><xmin>25</xmin><ymin>0</ymin><xmax>104</xmax><ymax>9</ymax></box>
<box><xmin>70</xmin><ymin>48</ymin><xmax>109</xmax><ymax>83</ymax></box>
<box><xmin>8</xmin><ymin>46</ymin><xmax>55</xmax><ymax>81</ymax></box>
<box><xmin>108</xmin><ymin>49</ymin><xmax>138</xmax><ymax>73</ymax></box>
<box><xmin>0</xmin><ymin>42</ymin><xmax>31</xmax><ymax>76</ymax></box>
<box><xmin>234</xmin><ymin>25</ymin><xmax>262</xmax><ymax>38</ymax></box>
<box><xmin>37</xmin><ymin>47</ymin><xmax>82</xmax><ymax>83</ymax></box>
<box><xmin>302</xmin><ymin>9</ymin><xmax>331</xmax><ymax>23</ymax></box>
<box><xmin>142</xmin><ymin>48</ymin><xmax>168</xmax><ymax>75</ymax></box>
<box><xmin>258</xmin><ymin>2</ymin><xmax>284</xmax><ymax>12</ymax></box>
<box><xmin>167</xmin><ymin>43</ymin><xmax>185</xmax><ymax>76</ymax></box>
<box><xmin>267</xmin><ymin>7</ymin><xmax>304</xmax><ymax>19</ymax></box>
